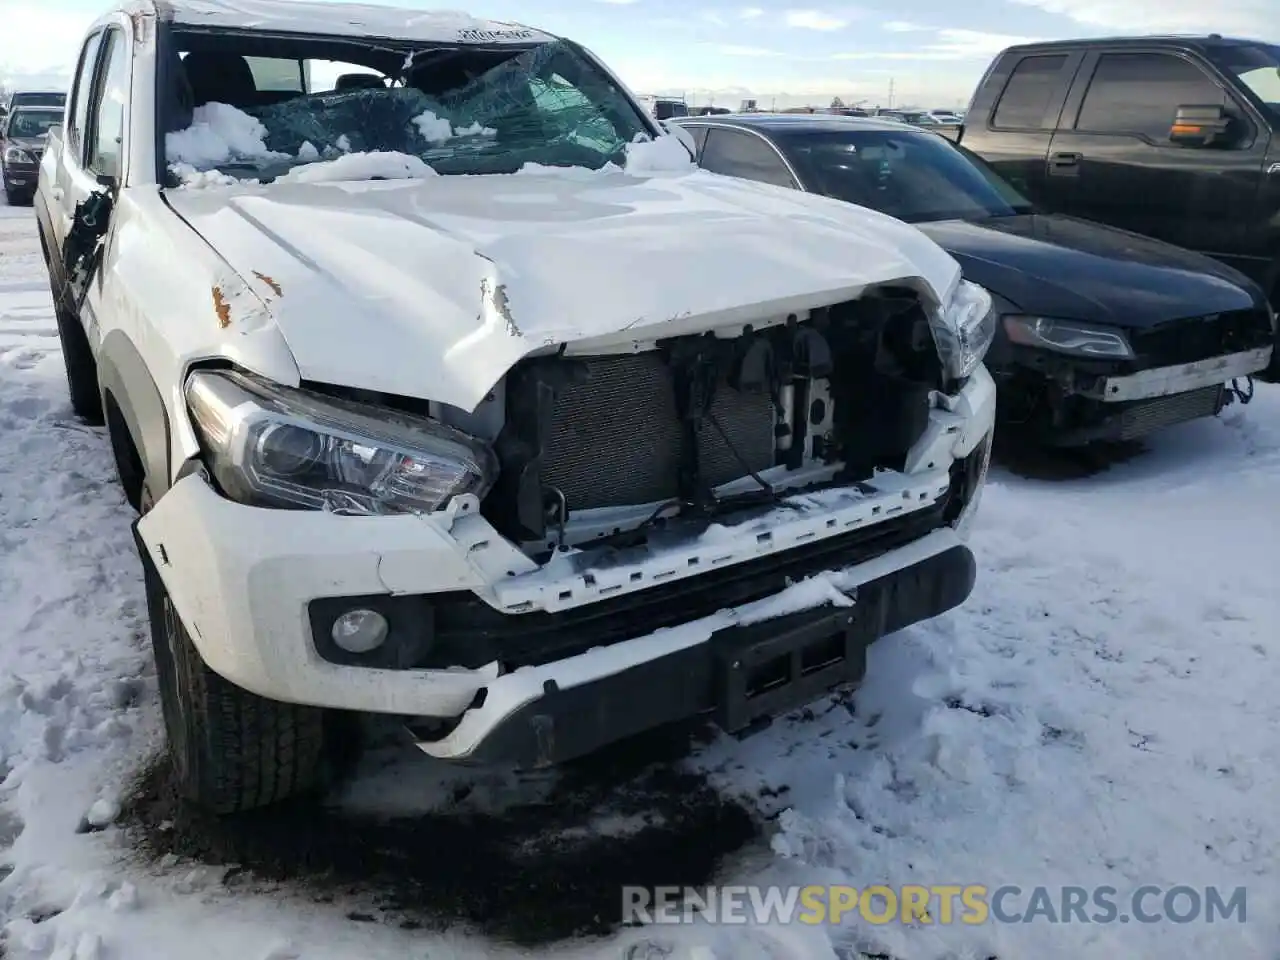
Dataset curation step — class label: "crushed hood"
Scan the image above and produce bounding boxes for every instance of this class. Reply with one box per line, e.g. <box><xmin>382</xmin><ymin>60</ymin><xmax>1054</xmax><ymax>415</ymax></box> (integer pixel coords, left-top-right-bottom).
<box><xmin>165</xmin><ymin>169</ymin><xmax>961</xmax><ymax>411</ymax></box>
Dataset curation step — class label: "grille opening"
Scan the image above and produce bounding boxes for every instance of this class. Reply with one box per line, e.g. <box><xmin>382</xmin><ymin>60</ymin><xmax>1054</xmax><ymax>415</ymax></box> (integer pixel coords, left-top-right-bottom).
<box><xmin>482</xmin><ymin>291</ymin><xmax>944</xmax><ymax>557</ymax></box>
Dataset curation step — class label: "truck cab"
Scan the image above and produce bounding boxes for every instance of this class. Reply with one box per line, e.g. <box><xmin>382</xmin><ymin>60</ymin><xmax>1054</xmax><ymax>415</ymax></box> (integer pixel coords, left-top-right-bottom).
<box><xmin>959</xmin><ymin>37</ymin><xmax>1280</xmax><ymax>319</ymax></box>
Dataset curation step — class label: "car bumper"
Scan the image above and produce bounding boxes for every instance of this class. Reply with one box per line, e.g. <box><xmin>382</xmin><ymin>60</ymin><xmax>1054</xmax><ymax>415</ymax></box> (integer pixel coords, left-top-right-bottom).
<box><xmin>1083</xmin><ymin>347</ymin><xmax>1272</xmax><ymax>403</ymax></box>
<box><xmin>136</xmin><ymin>368</ymin><xmax>995</xmax><ymax>736</ymax></box>
<box><xmin>2</xmin><ymin>162</ymin><xmax>37</xmax><ymax>190</ymax></box>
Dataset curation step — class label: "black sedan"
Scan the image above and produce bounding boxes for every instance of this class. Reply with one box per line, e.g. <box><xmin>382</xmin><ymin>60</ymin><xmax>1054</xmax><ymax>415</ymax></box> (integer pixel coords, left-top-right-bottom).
<box><xmin>2</xmin><ymin>105</ymin><xmax>60</xmax><ymax>205</ymax></box>
<box><xmin>672</xmin><ymin>114</ymin><xmax>1276</xmax><ymax>445</ymax></box>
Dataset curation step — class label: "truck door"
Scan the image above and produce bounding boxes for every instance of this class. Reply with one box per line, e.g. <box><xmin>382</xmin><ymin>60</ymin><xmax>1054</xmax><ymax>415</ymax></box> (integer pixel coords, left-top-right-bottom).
<box><xmin>49</xmin><ymin>29</ymin><xmax>105</xmax><ymax>252</ymax></box>
<box><xmin>1044</xmin><ymin>49</ymin><xmax>1266</xmax><ymax>279</ymax></box>
<box><xmin>58</xmin><ymin>22</ymin><xmax>131</xmax><ymax>353</ymax></box>
<box><xmin>959</xmin><ymin>50</ymin><xmax>1082</xmax><ymax>205</ymax></box>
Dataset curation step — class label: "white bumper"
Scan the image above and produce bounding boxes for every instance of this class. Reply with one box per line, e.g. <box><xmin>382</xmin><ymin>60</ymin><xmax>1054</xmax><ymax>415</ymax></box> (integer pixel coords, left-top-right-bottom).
<box><xmin>136</xmin><ymin>366</ymin><xmax>996</xmax><ymax>723</ymax></box>
<box><xmin>1096</xmin><ymin>347</ymin><xmax>1272</xmax><ymax>402</ymax></box>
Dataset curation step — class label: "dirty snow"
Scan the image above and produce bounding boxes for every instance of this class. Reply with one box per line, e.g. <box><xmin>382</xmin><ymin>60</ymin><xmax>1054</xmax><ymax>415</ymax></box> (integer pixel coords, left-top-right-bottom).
<box><xmin>1</xmin><ymin>190</ymin><xmax>1280</xmax><ymax>959</ymax></box>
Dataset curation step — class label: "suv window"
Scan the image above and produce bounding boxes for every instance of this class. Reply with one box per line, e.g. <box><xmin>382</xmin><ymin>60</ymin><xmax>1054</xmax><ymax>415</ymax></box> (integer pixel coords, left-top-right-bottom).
<box><xmin>700</xmin><ymin>129</ymin><xmax>796</xmax><ymax>188</ymax></box>
<box><xmin>68</xmin><ymin>32</ymin><xmax>104</xmax><ymax>155</ymax></box>
<box><xmin>992</xmin><ymin>54</ymin><xmax>1068</xmax><ymax>129</ymax></box>
<box><xmin>683</xmin><ymin>125</ymin><xmax>710</xmax><ymax>154</ymax></box>
<box><xmin>1076</xmin><ymin>52</ymin><xmax>1227</xmax><ymax>139</ymax></box>
<box><xmin>88</xmin><ymin>29</ymin><xmax>129</xmax><ymax>179</ymax></box>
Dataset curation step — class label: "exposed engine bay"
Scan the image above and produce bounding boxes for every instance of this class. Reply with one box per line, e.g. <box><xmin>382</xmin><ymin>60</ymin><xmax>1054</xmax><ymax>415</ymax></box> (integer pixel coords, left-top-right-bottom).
<box><xmin>447</xmin><ymin>286</ymin><xmax>951</xmax><ymax>561</ymax></box>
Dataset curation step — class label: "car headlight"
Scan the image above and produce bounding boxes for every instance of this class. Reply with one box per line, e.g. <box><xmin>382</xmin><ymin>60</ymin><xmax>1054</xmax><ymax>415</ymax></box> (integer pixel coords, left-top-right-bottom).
<box><xmin>185</xmin><ymin>370</ymin><xmax>498</xmax><ymax>515</ymax></box>
<box><xmin>3</xmin><ymin>146</ymin><xmax>35</xmax><ymax>164</ymax></box>
<box><xmin>1003</xmin><ymin>315</ymin><xmax>1133</xmax><ymax>359</ymax></box>
<box><xmin>932</xmin><ymin>279</ymin><xmax>996</xmax><ymax>379</ymax></box>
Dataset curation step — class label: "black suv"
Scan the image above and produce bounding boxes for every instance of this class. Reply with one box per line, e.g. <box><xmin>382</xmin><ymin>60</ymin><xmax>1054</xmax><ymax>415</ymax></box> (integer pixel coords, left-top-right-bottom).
<box><xmin>957</xmin><ymin>36</ymin><xmax>1280</xmax><ymax>379</ymax></box>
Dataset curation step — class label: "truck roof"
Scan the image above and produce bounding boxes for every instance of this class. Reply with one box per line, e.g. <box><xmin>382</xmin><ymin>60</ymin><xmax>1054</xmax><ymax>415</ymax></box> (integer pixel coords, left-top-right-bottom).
<box><xmin>101</xmin><ymin>0</ymin><xmax>556</xmax><ymax>45</ymax></box>
<box><xmin>998</xmin><ymin>34</ymin><xmax>1267</xmax><ymax>56</ymax></box>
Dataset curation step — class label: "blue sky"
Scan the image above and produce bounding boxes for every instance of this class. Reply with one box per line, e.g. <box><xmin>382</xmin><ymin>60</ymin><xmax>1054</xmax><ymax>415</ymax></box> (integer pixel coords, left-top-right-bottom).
<box><xmin>0</xmin><ymin>0</ymin><xmax>1271</xmax><ymax>107</ymax></box>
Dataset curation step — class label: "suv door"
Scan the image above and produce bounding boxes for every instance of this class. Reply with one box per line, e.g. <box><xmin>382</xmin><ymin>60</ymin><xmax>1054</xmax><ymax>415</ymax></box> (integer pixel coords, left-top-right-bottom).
<box><xmin>1045</xmin><ymin>49</ymin><xmax>1267</xmax><ymax>279</ymax></box>
<box><xmin>697</xmin><ymin>127</ymin><xmax>799</xmax><ymax>189</ymax></box>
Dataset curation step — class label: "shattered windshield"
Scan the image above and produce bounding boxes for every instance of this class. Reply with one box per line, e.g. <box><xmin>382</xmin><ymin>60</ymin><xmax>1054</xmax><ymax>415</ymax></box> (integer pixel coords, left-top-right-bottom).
<box><xmin>165</xmin><ymin>39</ymin><xmax>657</xmax><ymax>183</ymax></box>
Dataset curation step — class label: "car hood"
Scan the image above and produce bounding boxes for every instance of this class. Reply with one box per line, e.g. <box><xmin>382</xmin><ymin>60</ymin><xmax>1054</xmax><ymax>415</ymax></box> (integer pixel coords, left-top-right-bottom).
<box><xmin>4</xmin><ymin>135</ymin><xmax>45</xmax><ymax>153</ymax></box>
<box><xmin>165</xmin><ymin>169</ymin><xmax>960</xmax><ymax>412</ymax></box>
<box><xmin>913</xmin><ymin>214</ymin><xmax>1260</xmax><ymax>328</ymax></box>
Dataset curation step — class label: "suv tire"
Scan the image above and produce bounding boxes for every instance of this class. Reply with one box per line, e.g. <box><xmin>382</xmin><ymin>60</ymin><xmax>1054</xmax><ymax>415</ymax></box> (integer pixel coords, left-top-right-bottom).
<box><xmin>138</xmin><ymin>511</ymin><xmax>329</xmax><ymax>813</ymax></box>
<box><xmin>50</xmin><ymin>287</ymin><xmax>105</xmax><ymax>425</ymax></box>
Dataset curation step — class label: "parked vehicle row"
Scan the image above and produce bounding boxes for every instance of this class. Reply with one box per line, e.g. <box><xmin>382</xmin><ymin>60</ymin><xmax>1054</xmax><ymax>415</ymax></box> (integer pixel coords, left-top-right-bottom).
<box><xmin>672</xmin><ymin>112</ymin><xmax>1274</xmax><ymax>443</ymax></box>
<box><xmin>34</xmin><ymin>0</ymin><xmax>995</xmax><ymax>813</ymax></box>
<box><xmin>24</xmin><ymin>2</ymin><xmax>1275</xmax><ymax>816</ymax></box>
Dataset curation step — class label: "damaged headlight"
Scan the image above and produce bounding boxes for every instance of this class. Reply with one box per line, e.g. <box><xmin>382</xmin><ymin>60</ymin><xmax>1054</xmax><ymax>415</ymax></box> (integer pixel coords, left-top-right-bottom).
<box><xmin>185</xmin><ymin>370</ymin><xmax>498</xmax><ymax>515</ymax></box>
<box><xmin>1003</xmin><ymin>315</ymin><xmax>1133</xmax><ymax>359</ymax></box>
<box><xmin>933</xmin><ymin>279</ymin><xmax>996</xmax><ymax>380</ymax></box>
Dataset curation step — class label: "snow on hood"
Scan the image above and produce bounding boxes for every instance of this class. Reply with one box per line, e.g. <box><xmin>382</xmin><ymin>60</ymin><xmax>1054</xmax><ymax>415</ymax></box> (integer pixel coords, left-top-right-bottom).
<box><xmin>164</xmin><ymin>168</ymin><xmax>960</xmax><ymax>412</ymax></box>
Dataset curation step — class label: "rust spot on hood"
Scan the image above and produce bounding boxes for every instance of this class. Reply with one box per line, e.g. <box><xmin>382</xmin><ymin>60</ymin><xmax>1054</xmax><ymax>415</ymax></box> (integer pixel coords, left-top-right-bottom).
<box><xmin>212</xmin><ymin>287</ymin><xmax>231</xmax><ymax>328</ymax></box>
<box><xmin>252</xmin><ymin>272</ymin><xmax>283</xmax><ymax>298</ymax></box>
<box><xmin>481</xmin><ymin>278</ymin><xmax>520</xmax><ymax>337</ymax></box>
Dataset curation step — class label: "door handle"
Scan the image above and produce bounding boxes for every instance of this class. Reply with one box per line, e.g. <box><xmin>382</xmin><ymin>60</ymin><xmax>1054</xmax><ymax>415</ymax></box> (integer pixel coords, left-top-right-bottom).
<box><xmin>1047</xmin><ymin>152</ymin><xmax>1081</xmax><ymax>177</ymax></box>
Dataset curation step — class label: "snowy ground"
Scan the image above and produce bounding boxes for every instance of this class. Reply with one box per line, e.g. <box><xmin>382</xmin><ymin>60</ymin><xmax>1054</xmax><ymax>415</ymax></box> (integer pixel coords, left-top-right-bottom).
<box><xmin>1</xmin><ymin>191</ymin><xmax>1278</xmax><ymax>960</ymax></box>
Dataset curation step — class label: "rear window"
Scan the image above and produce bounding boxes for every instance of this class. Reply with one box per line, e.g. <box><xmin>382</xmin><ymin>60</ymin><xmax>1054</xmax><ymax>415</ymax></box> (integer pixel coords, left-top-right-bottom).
<box><xmin>992</xmin><ymin>55</ymin><xmax>1067</xmax><ymax>129</ymax></box>
<box><xmin>11</xmin><ymin>91</ymin><xmax>66</xmax><ymax>108</ymax></box>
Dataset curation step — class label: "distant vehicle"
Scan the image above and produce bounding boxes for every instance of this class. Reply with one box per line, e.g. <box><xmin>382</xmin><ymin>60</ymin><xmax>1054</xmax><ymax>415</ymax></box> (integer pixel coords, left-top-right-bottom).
<box><xmin>2</xmin><ymin>104</ymin><xmax>62</xmax><ymax>204</ymax></box>
<box><xmin>673</xmin><ymin>113</ymin><xmax>1274</xmax><ymax>445</ymax></box>
<box><xmin>636</xmin><ymin>94</ymin><xmax>689</xmax><ymax>120</ymax></box>
<box><xmin>956</xmin><ymin>35</ymin><xmax>1280</xmax><ymax>381</ymax></box>
<box><xmin>928</xmin><ymin>109</ymin><xmax>963</xmax><ymax>123</ymax></box>
<box><xmin>691</xmin><ymin>106</ymin><xmax>731</xmax><ymax>116</ymax></box>
<box><xmin>6</xmin><ymin>90</ymin><xmax>67</xmax><ymax>112</ymax></box>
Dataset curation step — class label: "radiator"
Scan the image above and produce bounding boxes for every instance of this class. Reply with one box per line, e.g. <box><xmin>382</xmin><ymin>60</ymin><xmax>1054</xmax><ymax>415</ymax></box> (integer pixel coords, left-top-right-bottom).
<box><xmin>1116</xmin><ymin>385</ymin><xmax>1223</xmax><ymax>440</ymax></box>
<box><xmin>540</xmin><ymin>353</ymin><xmax>777</xmax><ymax>511</ymax></box>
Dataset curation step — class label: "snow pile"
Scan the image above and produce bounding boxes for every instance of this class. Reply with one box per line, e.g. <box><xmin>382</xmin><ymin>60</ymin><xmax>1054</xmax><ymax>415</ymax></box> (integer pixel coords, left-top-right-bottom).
<box><xmin>411</xmin><ymin>110</ymin><xmax>497</xmax><ymax>144</ymax></box>
<box><xmin>164</xmin><ymin>102</ymin><xmax>289</xmax><ymax>169</ymax></box>
<box><xmin>624</xmin><ymin>133</ymin><xmax>695</xmax><ymax>174</ymax></box>
<box><xmin>276</xmin><ymin>151</ymin><xmax>437</xmax><ymax>184</ymax></box>
<box><xmin>168</xmin><ymin>163</ymin><xmax>239</xmax><ymax>189</ymax></box>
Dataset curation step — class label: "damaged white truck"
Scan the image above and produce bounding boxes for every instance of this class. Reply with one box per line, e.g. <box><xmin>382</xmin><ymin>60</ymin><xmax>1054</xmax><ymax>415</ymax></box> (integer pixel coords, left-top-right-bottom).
<box><xmin>36</xmin><ymin>0</ymin><xmax>997</xmax><ymax>812</ymax></box>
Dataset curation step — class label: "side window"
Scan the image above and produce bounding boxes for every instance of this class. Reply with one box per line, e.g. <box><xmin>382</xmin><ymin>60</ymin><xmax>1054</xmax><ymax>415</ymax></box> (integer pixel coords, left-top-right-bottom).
<box><xmin>992</xmin><ymin>55</ymin><xmax>1068</xmax><ymax>130</ymax></box>
<box><xmin>684</xmin><ymin>125</ymin><xmax>710</xmax><ymax>156</ymax></box>
<box><xmin>87</xmin><ymin>29</ymin><xmax>129</xmax><ymax>180</ymax></box>
<box><xmin>1075</xmin><ymin>53</ymin><xmax>1228</xmax><ymax>140</ymax></box>
<box><xmin>700</xmin><ymin>129</ymin><xmax>796</xmax><ymax>188</ymax></box>
<box><xmin>245</xmin><ymin>56</ymin><xmax>305</xmax><ymax>93</ymax></box>
<box><xmin>68</xmin><ymin>31</ymin><xmax>104</xmax><ymax>156</ymax></box>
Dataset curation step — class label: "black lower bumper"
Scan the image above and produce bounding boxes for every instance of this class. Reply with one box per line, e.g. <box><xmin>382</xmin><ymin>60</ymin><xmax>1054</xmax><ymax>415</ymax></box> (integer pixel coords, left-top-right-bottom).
<box><xmin>431</xmin><ymin>542</ymin><xmax>976</xmax><ymax>768</ymax></box>
<box><xmin>1045</xmin><ymin>385</ymin><xmax>1227</xmax><ymax>447</ymax></box>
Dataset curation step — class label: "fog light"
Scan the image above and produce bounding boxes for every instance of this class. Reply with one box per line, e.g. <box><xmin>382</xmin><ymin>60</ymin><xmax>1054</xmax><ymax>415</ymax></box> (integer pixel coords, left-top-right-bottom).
<box><xmin>331</xmin><ymin>609</ymin><xmax>389</xmax><ymax>654</ymax></box>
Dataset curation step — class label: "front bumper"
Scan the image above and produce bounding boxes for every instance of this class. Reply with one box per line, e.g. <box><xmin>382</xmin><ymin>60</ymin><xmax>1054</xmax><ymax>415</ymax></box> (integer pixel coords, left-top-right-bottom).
<box><xmin>2</xmin><ymin>161</ymin><xmax>37</xmax><ymax>191</ymax></box>
<box><xmin>136</xmin><ymin>367</ymin><xmax>995</xmax><ymax>735</ymax></box>
<box><xmin>1081</xmin><ymin>347</ymin><xmax>1272</xmax><ymax>403</ymax></box>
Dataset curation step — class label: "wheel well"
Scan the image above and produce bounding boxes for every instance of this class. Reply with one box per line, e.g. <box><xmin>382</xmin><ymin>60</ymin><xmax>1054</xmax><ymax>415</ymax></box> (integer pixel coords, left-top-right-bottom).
<box><xmin>104</xmin><ymin>390</ymin><xmax>146</xmax><ymax>511</ymax></box>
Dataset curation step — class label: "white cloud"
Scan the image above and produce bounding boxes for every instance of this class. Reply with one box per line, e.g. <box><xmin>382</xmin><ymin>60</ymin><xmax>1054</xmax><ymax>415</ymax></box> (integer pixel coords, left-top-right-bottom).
<box><xmin>785</xmin><ymin>9</ymin><xmax>849</xmax><ymax>30</ymax></box>
<box><xmin>715</xmin><ymin>44</ymin><xmax>787</xmax><ymax>57</ymax></box>
<box><xmin>739</xmin><ymin>6</ymin><xmax>765</xmax><ymax>18</ymax></box>
<box><xmin>701</xmin><ymin>10</ymin><xmax>728</xmax><ymax>25</ymax></box>
<box><xmin>883</xmin><ymin>20</ymin><xmax>928</xmax><ymax>31</ymax></box>
<box><xmin>1007</xmin><ymin>0</ymin><xmax>1269</xmax><ymax>36</ymax></box>
<box><xmin>832</xmin><ymin>28</ymin><xmax>1040</xmax><ymax>61</ymax></box>
<box><xmin>0</xmin><ymin>4</ymin><xmax>95</xmax><ymax>87</ymax></box>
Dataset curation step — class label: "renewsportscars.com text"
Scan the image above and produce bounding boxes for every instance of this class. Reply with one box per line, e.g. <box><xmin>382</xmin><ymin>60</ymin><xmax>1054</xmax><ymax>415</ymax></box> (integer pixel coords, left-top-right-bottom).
<box><xmin>622</xmin><ymin>884</ymin><xmax>1247</xmax><ymax>926</ymax></box>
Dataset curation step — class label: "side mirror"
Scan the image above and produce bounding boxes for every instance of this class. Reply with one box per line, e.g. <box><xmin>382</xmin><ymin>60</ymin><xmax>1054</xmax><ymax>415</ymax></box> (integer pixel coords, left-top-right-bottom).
<box><xmin>1169</xmin><ymin>104</ymin><xmax>1232</xmax><ymax>147</ymax></box>
<box><xmin>47</xmin><ymin>123</ymin><xmax>63</xmax><ymax>142</ymax></box>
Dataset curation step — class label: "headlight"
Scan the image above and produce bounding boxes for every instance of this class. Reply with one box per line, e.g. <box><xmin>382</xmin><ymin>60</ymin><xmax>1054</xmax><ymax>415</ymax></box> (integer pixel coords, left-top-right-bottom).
<box><xmin>3</xmin><ymin>146</ymin><xmax>35</xmax><ymax>164</ymax></box>
<box><xmin>1003</xmin><ymin>315</ymin><xmax>1133</xmax><ymax>359</ymax></box>
<box><xmin>185</xmin><ymin>370</ymin><xmax>498</xmax><ymax>515</ymax></box>
<box><xmin>932</xmin><ymin>279</ymin><xmax>996</xmax><ymax>379</ymax></box>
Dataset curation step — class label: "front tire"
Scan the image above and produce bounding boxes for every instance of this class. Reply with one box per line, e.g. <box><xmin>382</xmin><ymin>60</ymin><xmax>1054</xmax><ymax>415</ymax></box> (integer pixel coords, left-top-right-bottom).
<box><xmin>49</xmin><ymin>281</ymin><xmax>105</xmax><ymax>425</ymax></box>
<box><xmin>140</xmin><ymin>538</ymin><xmax>329</xmax><ymax>814</ymax></box>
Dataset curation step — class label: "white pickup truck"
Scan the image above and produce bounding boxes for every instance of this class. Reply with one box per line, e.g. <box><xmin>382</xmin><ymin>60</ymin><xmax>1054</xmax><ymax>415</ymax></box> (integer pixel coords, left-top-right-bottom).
<box><xmin>36</xmin><ymin>0</ymin><xmax>996</xmax><ymax>813</ymax></box>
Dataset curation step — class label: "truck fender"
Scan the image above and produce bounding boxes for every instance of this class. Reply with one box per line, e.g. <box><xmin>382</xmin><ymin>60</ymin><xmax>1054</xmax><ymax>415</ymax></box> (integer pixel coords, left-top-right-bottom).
<box><xmin>97</xmin><ymin>329</ymin><xmax>173</xmax><ymax>499</ymax></box>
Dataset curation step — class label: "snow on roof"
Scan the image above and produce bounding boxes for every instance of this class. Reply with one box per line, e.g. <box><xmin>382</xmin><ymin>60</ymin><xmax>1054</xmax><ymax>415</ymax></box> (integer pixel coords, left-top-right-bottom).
<box><xmin>151</xmin><ymin>0</ymin><xmax>556</xmax><ymax>45</ymax></box>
